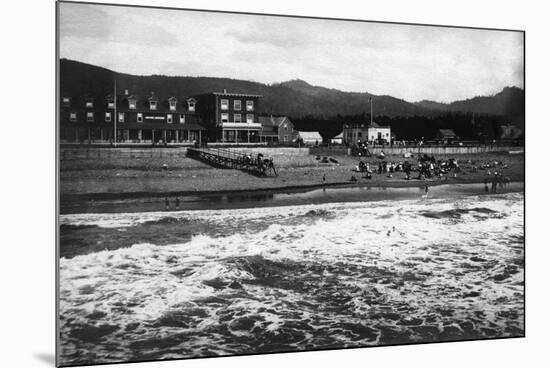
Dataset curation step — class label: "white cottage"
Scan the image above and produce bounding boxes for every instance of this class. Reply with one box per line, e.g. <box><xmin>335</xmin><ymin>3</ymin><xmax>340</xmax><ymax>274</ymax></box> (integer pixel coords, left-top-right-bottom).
<box><xmin>343</xmin><ymin>122</ymin><xmax>391</xmax><ymax>145</ymax></box>
<box><xmin>296</xmin><ymin>131</ymin><xmax>323</xmax><ymax>145</ymax></box>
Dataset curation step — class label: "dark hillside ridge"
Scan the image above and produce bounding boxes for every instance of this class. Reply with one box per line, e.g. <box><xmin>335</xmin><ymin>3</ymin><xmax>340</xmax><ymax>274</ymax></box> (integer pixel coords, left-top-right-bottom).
<box><xmin>60</xmin><ymin>59</ymin><xmax>524</xmax><ymax>126</ymax></box>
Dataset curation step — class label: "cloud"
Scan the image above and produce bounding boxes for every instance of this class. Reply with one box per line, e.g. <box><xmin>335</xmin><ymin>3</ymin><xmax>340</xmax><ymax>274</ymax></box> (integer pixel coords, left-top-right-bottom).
<box><xmin>59</xmin><ymin>3</ymin><xmax>524</xmax><ymax>102</ymax></box>
<box><xmin>60</xmin><ymin>3</ymin><xmax>180</xmax><ymax>47</ymax></box>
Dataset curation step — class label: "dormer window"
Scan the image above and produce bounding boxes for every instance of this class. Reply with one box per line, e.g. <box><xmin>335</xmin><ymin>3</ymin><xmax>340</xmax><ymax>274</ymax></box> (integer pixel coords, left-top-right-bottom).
<box><xmin>168</xmin><ymin>98</ymin><xmax>177</xmax><ymax>111</ymax></box>
<box><xmin>105</xmin><ymin>112</ymin><xmax>112</xmax><ymax>122</ymax></box>
<box><xmin>246</xmin><ymin>100</ymin><xmax>254</xmax><ymax>111</ymax></box>
<box><xmin>187</xmin><ymin>100</ymin><xmax>196</xmax><ymax>112</ymax></box>
<box><xmin>62</xmin><ymin>97</ymin><xmax>71</xmax><ymax>106</ymax></box>
<box><xmin>179</xmin><ymin>114</ymin><xmax>185</xmax><ymax>123</ymax></box>
<box><xmin>107</xmin><ymin>101</ymin><xmax>115</xmax><ymax>109</ymax></box>
<box><xmin>69</xmin><ymin>112</ymin><xmax>77</xmax><ymax>121</ymax></box>
<box><xmin>85</xmin><ymin>100</ymin><xmax>94</xmax><ymax>108</ymax></box>
<box><xmin>149</xmin><ymin>100</ymin><xmax>157</xmax><ymax>110</ymax></box>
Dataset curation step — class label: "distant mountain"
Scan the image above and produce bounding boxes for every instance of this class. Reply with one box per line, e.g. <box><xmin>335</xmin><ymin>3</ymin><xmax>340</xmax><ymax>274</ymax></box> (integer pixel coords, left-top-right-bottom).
<box><xmin>59</xmin><ymin>59</ymin><xmax>524</xmax><ymax>125</ymax></box>
<box><xmin>414</xmin><ymin>87</ymin><xmax>525</xmax><ymax>126</ymax></box>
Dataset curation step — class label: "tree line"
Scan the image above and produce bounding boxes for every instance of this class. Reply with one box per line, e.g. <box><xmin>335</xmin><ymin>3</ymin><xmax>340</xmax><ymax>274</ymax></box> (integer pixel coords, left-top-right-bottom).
<box><xmin>288</xmin><ymin>112</ymin><xmax>521</xmax><ymax>142</ymax></box>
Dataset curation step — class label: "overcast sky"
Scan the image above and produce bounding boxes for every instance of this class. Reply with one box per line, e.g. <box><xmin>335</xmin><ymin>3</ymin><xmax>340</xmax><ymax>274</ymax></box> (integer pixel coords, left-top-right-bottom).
<box><xmin>59</xmin><ymin>2</ymin><xmax>524</xmax><ymax>103</ymax></box>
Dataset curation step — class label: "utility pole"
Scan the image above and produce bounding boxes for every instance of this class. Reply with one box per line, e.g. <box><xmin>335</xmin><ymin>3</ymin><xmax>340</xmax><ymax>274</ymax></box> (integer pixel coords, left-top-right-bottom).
<box><xmin>370</xmin><ymin>96</ymin><xmax>373</xmax><ymax>125</ymax></box>
<box><xmin>114</xmin><ymin>80</ymin><xmax>117</xmax><ymax>147</ymax></box>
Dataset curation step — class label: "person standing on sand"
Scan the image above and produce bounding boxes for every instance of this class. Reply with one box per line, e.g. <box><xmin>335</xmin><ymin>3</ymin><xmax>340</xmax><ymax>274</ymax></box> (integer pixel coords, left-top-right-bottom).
<box><xmin>165</xmin><ymin>198</ymin><xmax>169</xmax><ymax>210</ymax></box>
<box><xmin>175</xmin><ymin>197</ymin><xmax>180</xmax><ymax>210</ymax></box>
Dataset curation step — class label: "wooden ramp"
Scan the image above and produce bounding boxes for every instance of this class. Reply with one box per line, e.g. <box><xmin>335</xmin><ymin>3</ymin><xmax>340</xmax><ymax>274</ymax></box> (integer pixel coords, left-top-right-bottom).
<box><xmin>187</xmin><ymin>147</ymin><xmax>277</xmax><ymax>177</ymax></box>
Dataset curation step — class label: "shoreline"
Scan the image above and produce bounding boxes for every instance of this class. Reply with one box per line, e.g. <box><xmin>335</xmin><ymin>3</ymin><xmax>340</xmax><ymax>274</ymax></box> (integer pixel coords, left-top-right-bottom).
<box><xmin>60</xmin><ymin>179</ymin><xmax>524</xmax><ymax>214</ymax></box>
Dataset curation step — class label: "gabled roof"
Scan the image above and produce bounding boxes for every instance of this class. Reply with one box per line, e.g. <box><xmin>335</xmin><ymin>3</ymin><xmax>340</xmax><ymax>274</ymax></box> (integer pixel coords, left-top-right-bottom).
<box><xmin>438</xmin><ymin>129</ymin><xmax>457</xmax><ymax>137</ymax></box>
<box><xmin>297</xmin><ymin>131</ymin><xmax>322</xmax><ymax>140</ymax></box>
<box><xmin>332</xmin><ymin>132</ymin><xmax>344</xmax><ymax>139</ymax></box>
<box><xmin>499</xmin><ymin>125</ymin><xmax>522</xmax><ymax>139</ymax></box>
<box><xmin>168</xmin><ymin>96</ymin><xmax>178</xmax><ymax>102</ymax></box>
<box><xmin>258</xmin><ymin>116</ymin><xmax>290</xmax><ymax>127</ymax></box>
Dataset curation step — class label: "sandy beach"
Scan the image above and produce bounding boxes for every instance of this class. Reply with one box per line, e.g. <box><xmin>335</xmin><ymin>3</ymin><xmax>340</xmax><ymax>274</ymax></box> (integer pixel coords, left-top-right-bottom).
<box><xmin>60</xmin><ymin>150</ymin><xmax>524</xmax><ymax>213</ymax></box>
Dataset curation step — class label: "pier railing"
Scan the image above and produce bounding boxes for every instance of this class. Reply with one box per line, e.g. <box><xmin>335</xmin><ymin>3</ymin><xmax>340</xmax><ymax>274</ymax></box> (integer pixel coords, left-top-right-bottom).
<box><xmin>186</xmin><ymin>147</ymin><xmax>277</xmax><ymax>177</ymax></box>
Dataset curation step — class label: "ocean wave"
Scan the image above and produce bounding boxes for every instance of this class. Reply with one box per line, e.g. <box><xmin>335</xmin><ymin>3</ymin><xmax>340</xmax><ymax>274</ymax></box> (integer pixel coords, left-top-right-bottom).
<box><xmin>58</xmin><ymin>192</ymin><xmax>524</xmax><ymax>365</ymax></box>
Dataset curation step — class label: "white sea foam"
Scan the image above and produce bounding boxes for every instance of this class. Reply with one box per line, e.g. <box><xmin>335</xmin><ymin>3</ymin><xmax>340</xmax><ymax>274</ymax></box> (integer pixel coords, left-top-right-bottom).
<box><xmin>59</xmin><ymin>193</ymin><xmax>524</xmax><ymax>365</ymax></box>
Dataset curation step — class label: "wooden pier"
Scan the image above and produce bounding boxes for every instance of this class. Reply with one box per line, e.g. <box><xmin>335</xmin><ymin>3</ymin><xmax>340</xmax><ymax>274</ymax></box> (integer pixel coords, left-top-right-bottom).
<box><xmin>186</xmin><ymin>147</ymin><xmax>277</xmax><ymax>177</ymax></box>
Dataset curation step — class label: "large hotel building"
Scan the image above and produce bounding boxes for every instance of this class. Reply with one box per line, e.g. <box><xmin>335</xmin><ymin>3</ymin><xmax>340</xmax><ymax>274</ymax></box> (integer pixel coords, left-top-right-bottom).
<box><xmin>59</xmin><ymin>89</ymin><xmax>205</xmax><ymax>144</ymax></box>
<box><xmin>193</xmin><ymin>89</ymin><xmax>262</xmax><ymax>143</ymax></box>
<box><xmin>60</xmin><ymin>88</ymin><xmax>296</xmax><ymax>145</ymax></box>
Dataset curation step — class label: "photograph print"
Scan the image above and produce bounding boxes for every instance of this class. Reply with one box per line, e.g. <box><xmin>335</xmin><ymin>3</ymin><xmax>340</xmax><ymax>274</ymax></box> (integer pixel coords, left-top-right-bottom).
<box><xmin>57</xmin><ymin>1</ymin><xmax>525</xmax><ymax>366</ymax></box>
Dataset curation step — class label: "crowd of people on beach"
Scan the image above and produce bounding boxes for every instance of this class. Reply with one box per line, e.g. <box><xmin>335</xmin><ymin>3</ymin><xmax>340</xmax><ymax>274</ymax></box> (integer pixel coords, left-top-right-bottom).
<box><xmin>353</xmin><ymin>154</ymin><xmax>461</xmax><ymax>181</ymax></box>
<box><xmin>349</xmin><ymin>152</ymin><xmax>511</xmax><ymax>194</ymax></box>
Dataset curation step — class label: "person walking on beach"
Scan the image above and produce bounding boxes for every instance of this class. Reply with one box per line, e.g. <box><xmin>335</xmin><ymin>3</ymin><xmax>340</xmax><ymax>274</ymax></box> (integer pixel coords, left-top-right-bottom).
<box><xmin>165</xmin><ymin>197</ymin><xmax>170</xmax><ymax>210</ymax></box>
<box><xmin>423</xmin><ymin>184</ymin><xmax>429</xmax><ymax>199</ymax></box>
<box><xmin>175</xmin><ymin>197</ymin><xmax>180</xmax><ymax>210</ymax></box>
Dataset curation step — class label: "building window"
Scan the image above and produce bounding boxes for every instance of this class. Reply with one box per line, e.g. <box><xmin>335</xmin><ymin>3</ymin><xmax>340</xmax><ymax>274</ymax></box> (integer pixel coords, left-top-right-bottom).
<box><xmin>246</xmin><ymin>114</ymin><xmax>254</xmax><ymax>123</ymax></box>
<box><xmin>246</xmin><ymin>100</ymin><xmax>254</xmax><ymax>111</ymax></box>
<box><xmin>85</xmin><ymin>101</ymin><xmax>94</xmax><ymax>108</ymax></box>
<box><xmin>169</xmin><ymin>101</ymin><xmax>176</xmax><ymax>111</ymax></box>
<box><xmin>62</xmin><ymin>97</ymin><xmax>71</xmax><ymax>105</ymax></box>
<box><xmin>234</xmin><ymin>100</ymin><xmax>242</xmax><ymax>111</ymax></box>
<box><xmin>137</xmin><ymin>113</ymin><xmax>143</xmax><ymax>123</ymax></box>
<box><xmin>188</xmin><ymin>101</ymin><xmax>195</xmax><ymax>112</ymax></box>
<box><xmin>107</xmin><ymin>101</ymin><xmax>115</xmax><ymax>109</ymax></box>
<box><xmin>220</xmin><ymin>99</ymin><xmax>229</xmax><ymax>110</ymax></box>
<box><xmin>129</xmin><ymin>100</ymin><xmax>136</xmax><ymax>109</ymax></box>
<box><xmin>221</xmin><ymin>113</ymin><xmax>229</xmax><ymax>123</ymax></box>
<box><xmin>105</xmin><ymin>112</ymin><xmax>111</xmax><ymax>122</ymax></box>
<box><xmin>234</xmin><ymin>114</ymin><xmax>242</xmax><ymax>123</ymax></box>
<box><xmin>86</xmin><ymin>112</ymin><xmax>94</xmax><ymax>122</ymax></box>
<box><xmin>179</xmin><ymin>114</ymin><xmax>185</xmax><ymax>123</ymax></box>
<box><xmin>69</xmin><ymin>112</ymin><xmax>77</xmax><ymax>121</ymax></box>
<box><xmin>284</xmin><ymin>123</ymin><xmax>288</xmax><ymax>131</ymax></box>
<box><xmin>149</xmin><ymin>101</ymin><xmax>157</xmax><ymax>110</ymax></box>
<box><xmin>118</xmin><ymin>112</ymin><xmax>125</xmax><ymax>123</ymax></box>
<box><xmin>167</xmin><ymin>114</ymin><xmax>173</xmax><ymax>124</ymax></box>
<box><xmin>284</xmin><ymin>135</ymin><xmax>289</xmax><ymax>142</ymax></box>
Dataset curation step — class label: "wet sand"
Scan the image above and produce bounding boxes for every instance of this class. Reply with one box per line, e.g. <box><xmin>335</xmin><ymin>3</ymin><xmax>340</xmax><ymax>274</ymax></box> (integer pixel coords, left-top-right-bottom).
<box><xmin>60</xmin><ymin>180</ymin><xmax>524</xmax><ymax>214</ymax></box>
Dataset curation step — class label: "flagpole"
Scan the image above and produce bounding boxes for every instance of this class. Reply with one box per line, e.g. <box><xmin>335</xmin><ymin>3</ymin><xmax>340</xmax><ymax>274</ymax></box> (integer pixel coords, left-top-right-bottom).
<box><xmin>114</xmin><ymin>80</ymin><xmax>117</xmax><ymax>147</ymax></box>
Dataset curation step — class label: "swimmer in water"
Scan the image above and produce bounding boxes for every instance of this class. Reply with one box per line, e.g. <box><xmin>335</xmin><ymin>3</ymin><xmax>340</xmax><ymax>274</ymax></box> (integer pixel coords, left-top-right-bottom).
<box><xmin>422</xmin><ymin>184</ymin><xmax>429</xmax><ymax>199</ymax></box>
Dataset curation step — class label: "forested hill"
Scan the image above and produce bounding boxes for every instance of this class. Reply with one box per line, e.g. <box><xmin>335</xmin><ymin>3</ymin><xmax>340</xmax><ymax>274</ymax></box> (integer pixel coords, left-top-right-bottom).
<box><xmin>60</xmin><ymin>59</ymin><xmax>524</xmax><ymax>125</ymax></box>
